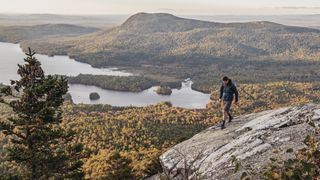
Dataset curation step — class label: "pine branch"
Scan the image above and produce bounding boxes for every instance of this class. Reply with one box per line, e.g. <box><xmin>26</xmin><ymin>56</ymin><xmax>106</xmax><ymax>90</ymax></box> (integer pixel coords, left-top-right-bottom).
<box><xmin>25</xmin><ymin>47</ymin><xmax>36</xmax><ymax>57</ymax></box>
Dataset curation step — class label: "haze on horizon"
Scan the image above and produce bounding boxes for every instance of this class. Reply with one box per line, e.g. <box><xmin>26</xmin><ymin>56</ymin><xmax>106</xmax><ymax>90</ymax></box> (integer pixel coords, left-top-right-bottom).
<box><xmin>1</xmin><ymin>0</ymin><xmax>320</xmax><ymax>15</ymax></box>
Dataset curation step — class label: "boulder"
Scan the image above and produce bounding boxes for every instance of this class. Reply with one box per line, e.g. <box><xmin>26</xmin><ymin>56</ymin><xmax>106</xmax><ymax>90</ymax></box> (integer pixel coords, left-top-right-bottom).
<box><xmin>159</xmin><ymin>104</ymin><xmax>320</xmax><ymax>179</ymax></box>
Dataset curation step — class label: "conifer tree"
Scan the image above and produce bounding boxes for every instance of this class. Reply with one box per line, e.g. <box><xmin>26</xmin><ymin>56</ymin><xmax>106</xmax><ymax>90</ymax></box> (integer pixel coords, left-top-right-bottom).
<box><xmin>0</xmin><ymin>48</ymin><xmax>83</xmax><ymax>179</ymax></box>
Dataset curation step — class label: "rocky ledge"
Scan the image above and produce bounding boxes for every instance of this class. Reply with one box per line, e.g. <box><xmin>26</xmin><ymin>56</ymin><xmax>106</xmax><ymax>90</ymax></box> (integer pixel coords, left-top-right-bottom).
<box><xmin>159</xmin><ymin>104</ymin><xmax>320</xmax><ymax>179</ymax></box>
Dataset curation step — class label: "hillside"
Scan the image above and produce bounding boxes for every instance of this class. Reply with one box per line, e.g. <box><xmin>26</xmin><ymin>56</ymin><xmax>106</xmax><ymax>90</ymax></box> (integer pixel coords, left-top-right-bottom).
<box><xmin>120</xmin><ymin>13</ymin><xmax>220</xmax><ymax>33</ymax></box>
<box><xmin>1</xmin><ymin>81</ymin><xmax>320</xmax><ymax>178</ymax></box>
<box><xmin>1</xmin><ymin>13</ymin><xmax>320</xmax><ymax>92</ymax></box>
<box><xmin>159</xmin><ymin>104</ymin><xmax>320</xmax><ymax>179</ymax></box>
<box><xmin>28</xmin><ymin>12</ymin><xmax>320</xmax><ymax>65</ymax></box>
<box><xmin>0</xmin><ymin>24</ymin><xmax>99</xmax><ymax>43</ymax></box>
<box><xmin>12</xmin><ymin>13</ymin><xmax>319</xmax><ymax>65</ymax></box>
<box><xmin>0</xmin><ymin>14</ymin><xmax>127</xmax><ymax>28</ymax></box>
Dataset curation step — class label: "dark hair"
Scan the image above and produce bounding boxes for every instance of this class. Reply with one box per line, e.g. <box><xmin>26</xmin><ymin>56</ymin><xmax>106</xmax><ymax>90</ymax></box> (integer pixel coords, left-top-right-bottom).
<box><xmin>222</xmin><ymin>76</ymin><xmax>229</xmax><ymax>81</ymax></box>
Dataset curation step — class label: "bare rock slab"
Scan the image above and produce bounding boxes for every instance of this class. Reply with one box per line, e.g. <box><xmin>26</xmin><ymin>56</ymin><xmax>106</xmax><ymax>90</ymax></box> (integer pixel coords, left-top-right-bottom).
<box><xmin>160</xmin><ymin>104</ymin><xmax>320</xmax><ymax>179</ymax></box>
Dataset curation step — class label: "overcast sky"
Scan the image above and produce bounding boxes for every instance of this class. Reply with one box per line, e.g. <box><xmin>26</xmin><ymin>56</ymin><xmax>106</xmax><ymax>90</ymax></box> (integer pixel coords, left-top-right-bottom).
<box><xmin>1</xmin><ymin>0</ymin><xmax>320</xmax><ymax>15</ymax></box>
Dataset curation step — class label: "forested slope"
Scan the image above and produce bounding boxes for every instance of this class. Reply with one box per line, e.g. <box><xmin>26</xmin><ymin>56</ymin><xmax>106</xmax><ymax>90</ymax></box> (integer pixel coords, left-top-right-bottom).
<box><xmin>1</xmin><ymin>81</ymin><xmax>320</xmax><ymax>178</ymax></box>
<box><xmin>10</xmin><ymin>13</ymin><xmax>320</xmax><ymax>93</ymax></box>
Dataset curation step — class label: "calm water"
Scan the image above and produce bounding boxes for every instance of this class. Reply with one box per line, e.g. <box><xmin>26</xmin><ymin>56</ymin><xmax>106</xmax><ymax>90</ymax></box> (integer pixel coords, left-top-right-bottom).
<box><xmin>69</xmin><ymin>81</ymin><xmax>211</xmax><ymax>108</ymax></box>
<box><xmin>0</xmin><ymin>42</ymin><xmax>210</xmax><ymax>108</ymax></box>
<box><xmin>0</xmin><ymin>42</ymin><xmax>131</xmax><ymax>84</ymax></box>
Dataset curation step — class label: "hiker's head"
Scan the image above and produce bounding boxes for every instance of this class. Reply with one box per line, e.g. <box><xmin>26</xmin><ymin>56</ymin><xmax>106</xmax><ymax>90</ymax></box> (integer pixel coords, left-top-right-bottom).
<box><xmin>222</xmin><ymin>76</ymin><xmax>230</xmax><ymax>85</ymax></box>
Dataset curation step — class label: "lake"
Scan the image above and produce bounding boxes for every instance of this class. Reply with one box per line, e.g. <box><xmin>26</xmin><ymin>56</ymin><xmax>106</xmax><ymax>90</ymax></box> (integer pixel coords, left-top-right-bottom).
<box><xmin>69</xmin><ymin>81</ymin><xmax>211</xmax><ymax>108</ymax></box>
<box><xmin>0</xmin><ymin>42</ymin><xmax>211</xmax><ymax>108</ymax></box>
<box><xmin>0</xmin><ymin>42</ymin><xmax>131</xmax><ymax>84</ymax></box>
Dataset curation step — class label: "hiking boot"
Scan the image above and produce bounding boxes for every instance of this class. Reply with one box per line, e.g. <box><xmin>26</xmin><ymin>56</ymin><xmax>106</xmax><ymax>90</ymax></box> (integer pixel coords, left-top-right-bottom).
<box><xmin>229</xmin><ymin>116</ymin><xmax>233</xmax><ymax>123</ymax></box>
<box><xmin>221</xmin><ymin>120</ymin><xmax>226</xmax><ymax>129</ymax></box>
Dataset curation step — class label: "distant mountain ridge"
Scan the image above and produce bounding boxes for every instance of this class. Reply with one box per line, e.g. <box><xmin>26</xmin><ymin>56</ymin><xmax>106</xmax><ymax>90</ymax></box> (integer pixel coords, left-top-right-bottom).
<box><xmin>1</xmin><ymin>12</ymin><xmax>320</xmax><ymax>68</ymax></box>
<box><xmin>0</xmin><ymin>14</ymin><xmax>127</xmax><ymax>28</ymax></box>
<box><xmin>1</xmin><ymin>13</ymin><xmax>320</xmax><ymax>92</ymax></box>
<box><xmin>59</xmin><ymin>12</ymin><xmax>319</xmax><ymax>66</ymax></box>
<box><xmin>0</xmin><ymin>24</ymin><xmax>99</xmax><ymax>43</ymax></box>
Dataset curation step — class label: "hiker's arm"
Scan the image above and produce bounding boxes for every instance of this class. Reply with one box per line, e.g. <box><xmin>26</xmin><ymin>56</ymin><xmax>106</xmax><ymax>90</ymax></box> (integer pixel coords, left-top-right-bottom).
<box><xmin>219</xmin><ymin>85</ymin><xmax>223</xmax><ymax>100</ymax></box>
<box><xmin>234</xmin><ymin>85</ymin><xmax>239</xmax><ymax>103</ymax></box>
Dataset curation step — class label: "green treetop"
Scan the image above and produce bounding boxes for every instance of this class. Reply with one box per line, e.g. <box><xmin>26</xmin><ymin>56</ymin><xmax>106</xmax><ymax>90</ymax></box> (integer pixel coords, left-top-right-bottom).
<box><xmin>0</xmin><ymin>48</ymin><xmax>83</xmax><ymax>179</ymax></box>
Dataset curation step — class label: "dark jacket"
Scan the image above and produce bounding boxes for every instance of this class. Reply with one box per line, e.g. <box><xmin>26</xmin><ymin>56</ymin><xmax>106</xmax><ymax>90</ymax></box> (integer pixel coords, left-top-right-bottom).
<box><xmin>219</xmin><ymin>80</ymin><xmax>239</xmax><ymax>102</ymax></box>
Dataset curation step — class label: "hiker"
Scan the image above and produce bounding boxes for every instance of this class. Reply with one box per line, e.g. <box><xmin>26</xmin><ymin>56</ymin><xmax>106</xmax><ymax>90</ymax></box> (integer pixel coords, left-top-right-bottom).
<box><xmin>219</xmin><ymin>76</ymin><xmax>238</xmax><ymax>129</ymax></box>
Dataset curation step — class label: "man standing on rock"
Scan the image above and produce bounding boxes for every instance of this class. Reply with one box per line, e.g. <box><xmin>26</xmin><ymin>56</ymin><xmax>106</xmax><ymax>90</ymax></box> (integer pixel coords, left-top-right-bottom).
<box><xmin>219</xmin><ymin>76</ymin><xmax>239</xmax><ymax>129</ymax></box>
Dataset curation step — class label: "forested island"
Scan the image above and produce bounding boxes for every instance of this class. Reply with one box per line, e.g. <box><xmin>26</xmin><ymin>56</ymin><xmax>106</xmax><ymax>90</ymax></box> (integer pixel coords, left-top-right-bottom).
<box><xmin>156</xmin><ymin>86</ymin><xmax>172</xmax><ymax>95</ymax></box>
<box><xmin>68</xmin><ymin>74</ymin><xmax>158</xmax><ymax>92</ymax></box>
<box><xmin>89</xmin><ymin>92</ymin><xmax>100</xmax><ymax>100</ymax></box>
<box><xmin>67</xmin><ymin>74</ymin><xmax>182</xmax><ymax>92</ymax></box>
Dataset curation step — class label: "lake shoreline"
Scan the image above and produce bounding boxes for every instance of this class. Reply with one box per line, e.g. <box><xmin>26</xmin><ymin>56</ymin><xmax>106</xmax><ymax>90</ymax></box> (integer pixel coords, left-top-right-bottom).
<box><xmin>0</xmin><ymin>42</ymin><xmax>211</xmax><ymax>108</ymax></box>
<box><xmin>15</xmin><ymin>41</ymin><xmax>209</xmax><ymax>94</ymax></box>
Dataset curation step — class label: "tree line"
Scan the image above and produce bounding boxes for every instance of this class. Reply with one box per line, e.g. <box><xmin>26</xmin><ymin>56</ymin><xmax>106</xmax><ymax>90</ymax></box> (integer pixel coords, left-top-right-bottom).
<box><xmin>1</xmin><ymin>49</ymin><xmax>320</xmax><ymax>179</ymax></box>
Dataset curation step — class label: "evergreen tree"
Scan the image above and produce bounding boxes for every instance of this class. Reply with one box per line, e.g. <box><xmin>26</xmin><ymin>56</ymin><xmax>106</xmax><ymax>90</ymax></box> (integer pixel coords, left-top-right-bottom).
<box><xmin>0</xmin><ymin>48</ymin><xmax>83</xmax><ymax>179</ymax></box>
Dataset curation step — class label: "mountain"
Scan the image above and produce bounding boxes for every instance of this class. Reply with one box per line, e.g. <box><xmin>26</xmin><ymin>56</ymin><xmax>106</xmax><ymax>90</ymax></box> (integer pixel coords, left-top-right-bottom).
<box><xmin>24</xmin><ymin>12</ymin><xmax>319</xmax><ymax>67</ymax></box>
<box><xmin>120</xmin><ymin>12</ymin><xmax>220</xmax><ymax>33</ymax></box>
<box><xmin>0</xmin><ymin>24</ymin><xmax>99</xmax><ymax>43</ymax></box>
<box><xmin>2</xmin><ymin>13</ymin><xmax>320</xmax><ymax>92</ymax></box>
<box><xmin>158</xmin><ymin>104</ymin><xmax>320</xmax><ymax>179</ymax></box>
